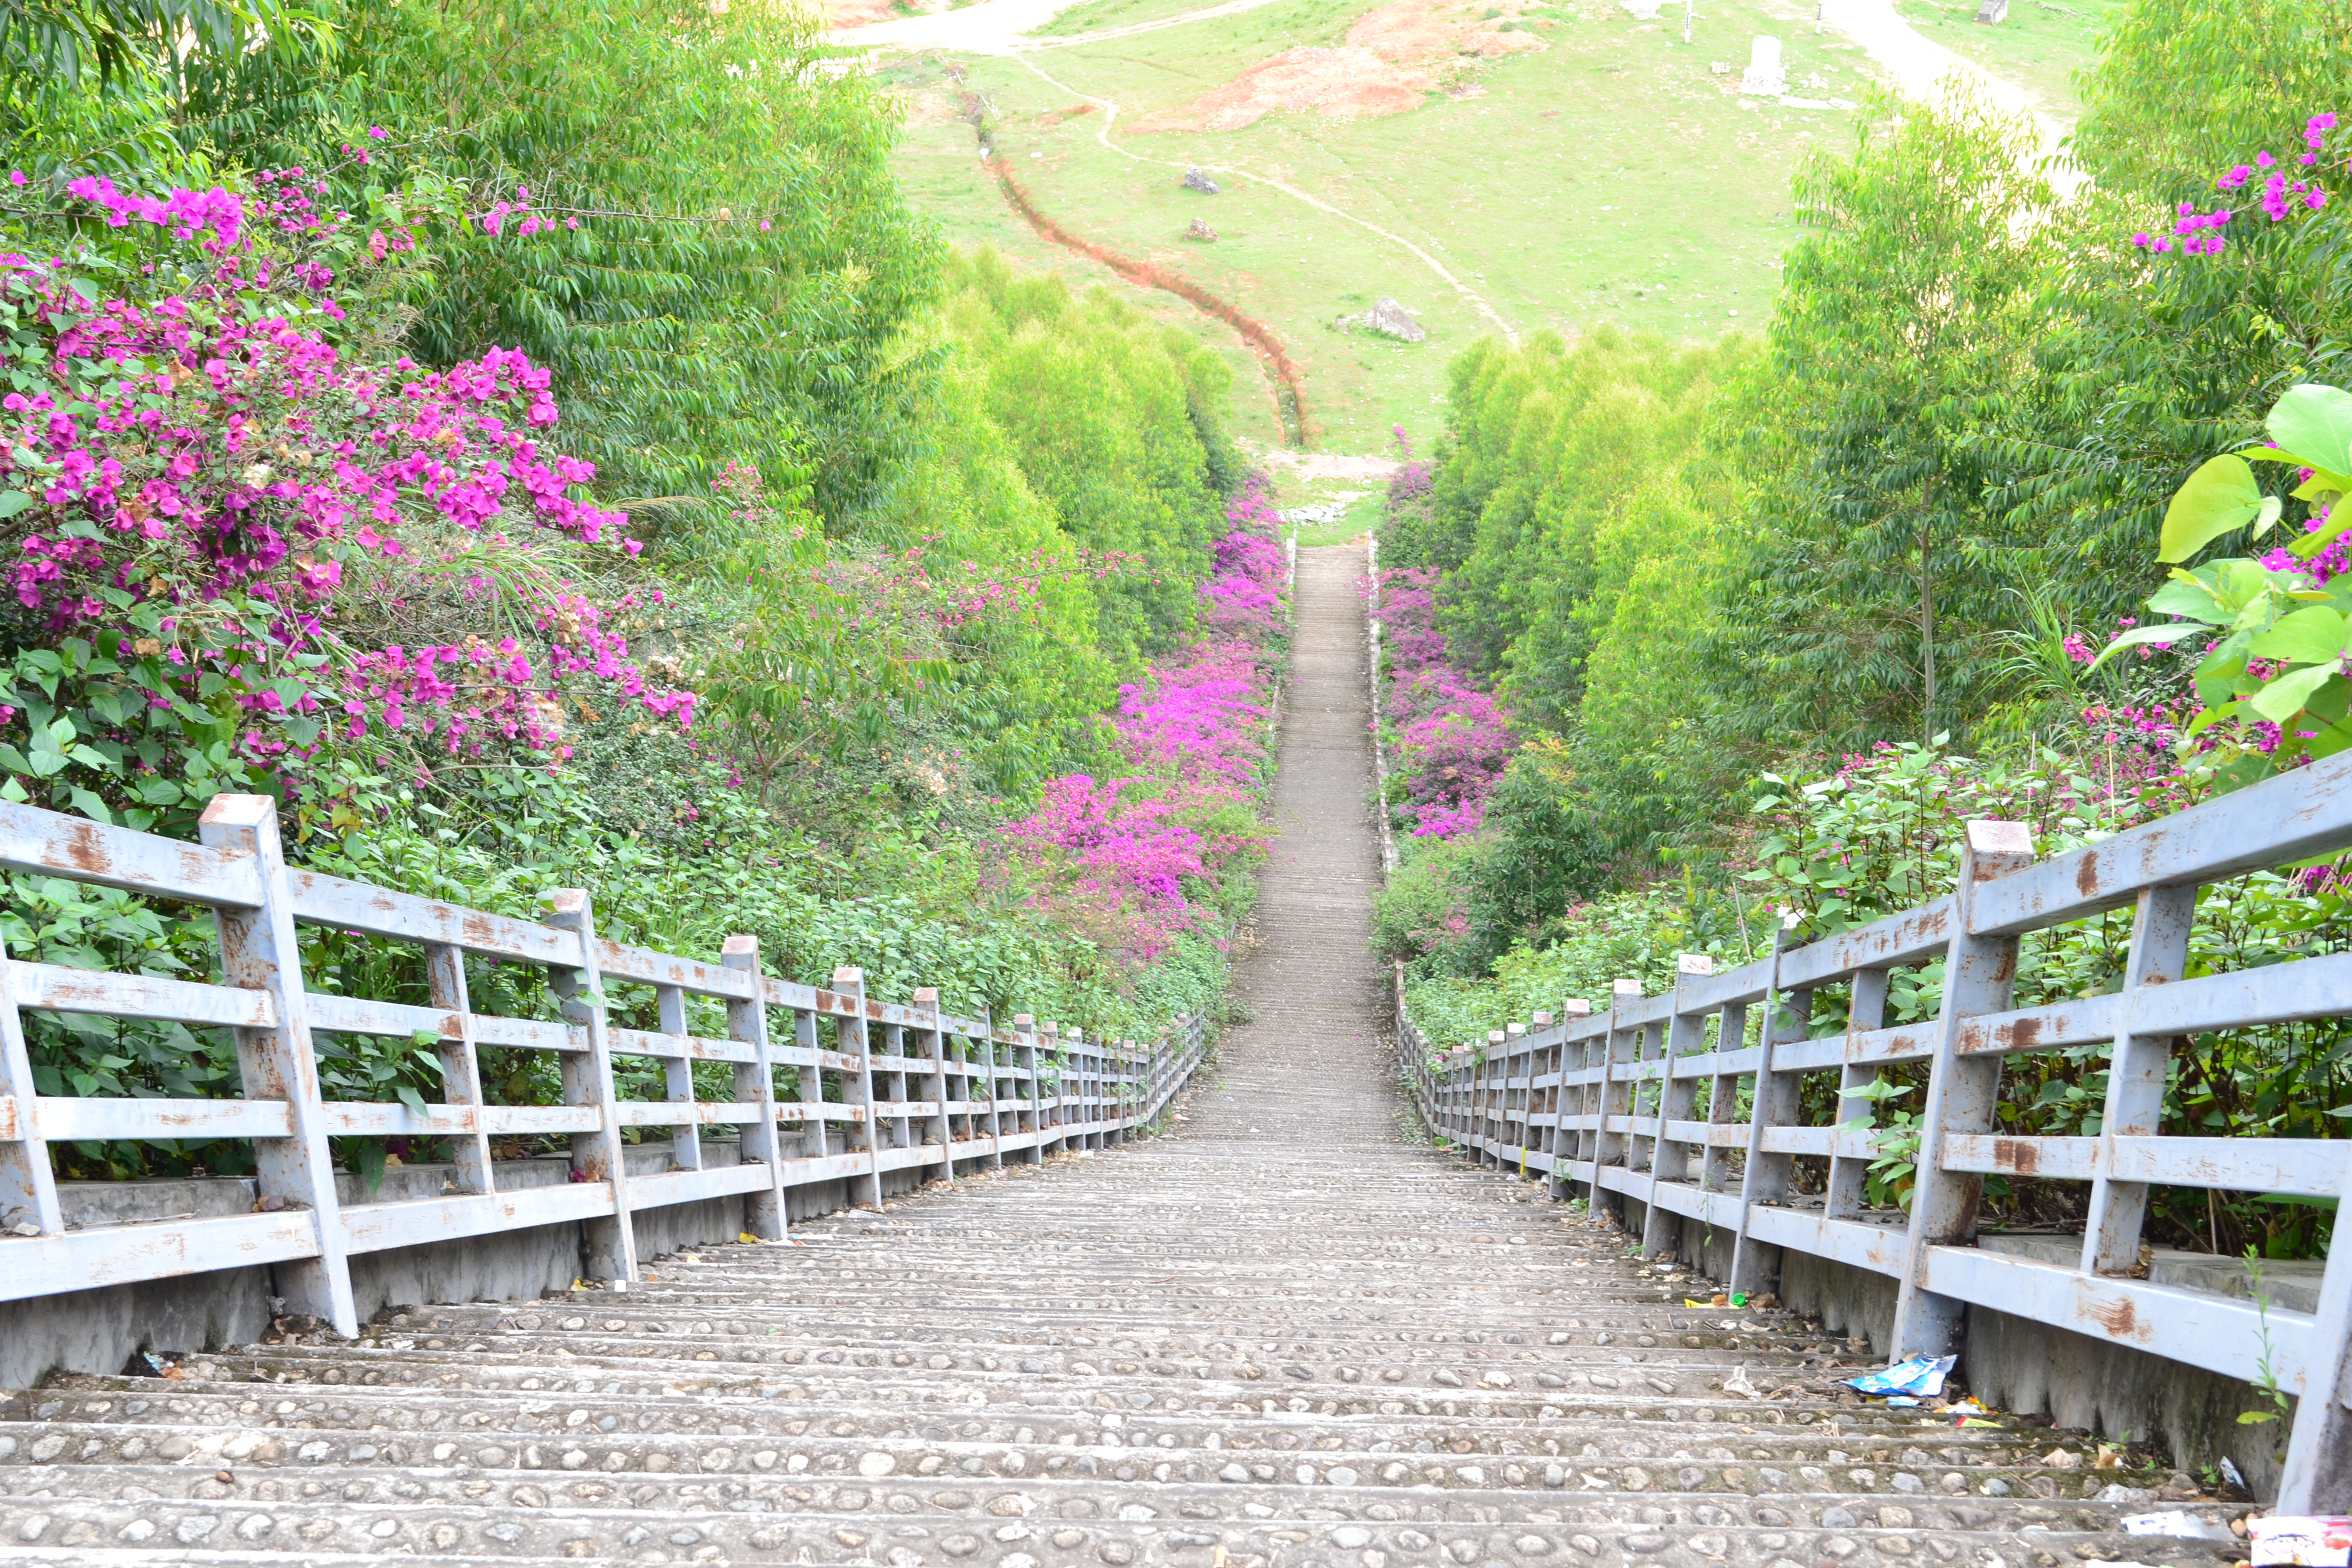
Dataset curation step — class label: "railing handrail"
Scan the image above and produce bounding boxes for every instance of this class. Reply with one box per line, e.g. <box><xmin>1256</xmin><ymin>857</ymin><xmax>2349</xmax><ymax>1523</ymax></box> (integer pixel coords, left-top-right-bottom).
<box><xmin>1398</xmin><ymin>766</ymin><xmax>2352</xmax><ymax>1513</ymax></box>
<box><xmin>1</xmin><ymin>794</ymin><xmax>1207</xmax><ymax>1341</ymax></box>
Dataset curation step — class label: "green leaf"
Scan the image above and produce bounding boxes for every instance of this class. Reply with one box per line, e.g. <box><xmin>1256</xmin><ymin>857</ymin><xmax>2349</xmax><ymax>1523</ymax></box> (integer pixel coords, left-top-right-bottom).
<box><xmin>2247</xmin><ymin>663</ymin><xmax>2341</xmax><ymax>723</ymax></box>
<box><xmin>2088</xmin><ymin>624</ymin><xmax>2193</xmax><ymax>671</ymax></box>
<box><xmin>2266</xmin><ymin>382</ymin><xmax>2352</xmax><ymax>475</ymax></box>
<box><xmin>395</xmin><ymin>1084</ymin><xmax>430</xmax><ymax>1118</ymax></box>
<box><xmin>0</xmin><ymin>491</ymin><xmax>29</xmax><ymax>520</ymax></box>
<box><xmin>2162</xmin><ymin>455</ymin><xmax>2264</xmax><ymax>561</ymax></box>
<box><xmin>2247</xmin><ymin>606</ymin><xmax>2351</xmax><ymax>665</ymax></box>
<box><xmin>2149</xmin><ymin>576</ymin><xmax>2226</xmax><ymax>623</ymax></box>
<box><xmin>355</xmin><ymin>1140</ymin><xmax>388</xmax><ymax>1193</ymax></box>
<box><xmin>64</xmin><ymin>786</ymin><xmax>114</xmax><ymax>825</ymax></box>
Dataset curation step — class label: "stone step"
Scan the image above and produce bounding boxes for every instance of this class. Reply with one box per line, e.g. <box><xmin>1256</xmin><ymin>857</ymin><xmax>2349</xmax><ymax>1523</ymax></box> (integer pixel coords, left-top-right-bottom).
<box><xmin>2</xmin><ymin>1427</ymin><xmax>2153</xmax><ymax>1502</ymax></box>
<box><xmin>1</xmin><ymin>1400</ymin><xmax>2055</xmax><ymax>1459</ymax></box>
<box><xmin>0</xmin><ymin>1491</ymin><xmax>2240</xmax><ymax>1568</ymax></box>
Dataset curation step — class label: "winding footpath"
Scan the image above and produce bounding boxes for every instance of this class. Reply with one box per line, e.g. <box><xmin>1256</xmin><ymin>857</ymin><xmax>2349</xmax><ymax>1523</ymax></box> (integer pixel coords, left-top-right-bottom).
<box><xmin>0</xmin><ymin>551</ymin><xmax>2234</xmax><ymax>1566</ymax></box>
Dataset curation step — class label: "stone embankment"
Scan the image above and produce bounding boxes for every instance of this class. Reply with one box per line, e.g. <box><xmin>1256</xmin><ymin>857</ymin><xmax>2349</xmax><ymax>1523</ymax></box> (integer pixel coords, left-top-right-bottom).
<box><xmin>0</xmin><ymin>550</ymin><xmax>2244</xmax><ymax>1565</ymax></box>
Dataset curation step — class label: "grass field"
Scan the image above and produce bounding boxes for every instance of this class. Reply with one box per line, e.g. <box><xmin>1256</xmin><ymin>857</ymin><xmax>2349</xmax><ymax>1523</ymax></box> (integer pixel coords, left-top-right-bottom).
<box><xmin>874</xmin><ymin>0</ymin><xmax>2113</xmax><ymax>463</ymax></box>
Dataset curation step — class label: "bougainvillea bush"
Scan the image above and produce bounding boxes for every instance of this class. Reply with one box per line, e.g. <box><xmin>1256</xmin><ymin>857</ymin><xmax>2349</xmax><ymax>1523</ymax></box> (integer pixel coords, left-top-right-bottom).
<box><xmin>1</xmin><ymin>167</ymin><xmax>693</xmax><ymax>842</ymax></box>
<box><xmin>1001</xmin><ymin>474</ymin><xmax>1289</xmax><ymax>966</ymax></box>
<box><xmin>1369</xmin><ymin>566</ymin><xmax>1512</xmax><ymax>839</ymax></box>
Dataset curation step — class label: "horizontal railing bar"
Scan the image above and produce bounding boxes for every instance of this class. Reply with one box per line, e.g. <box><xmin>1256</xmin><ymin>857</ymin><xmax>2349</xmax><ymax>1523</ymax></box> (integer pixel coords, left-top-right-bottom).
<box><xmin>29</xmin><ymin>1095</ymin><xmax>292</xmax><ymax>1140</ymax></box>
<box><xmin>287</xmin><ymin>869</ymin><xmax>581</xmax><ymax>966</ymax></box>
<box><xmin>1970</xmin><ymin>748</ymin><xmax>2352</xmax><ymax>936</ymax></box>
<box><xmin>1920</xmin><ymin>1244</ymin><xmax>2316</xmax><ymax>1391</ymax></box>
<box><xmin>0</xmin><ymin>800</ymin><xmax>263</xmax><ymax>908</ymax></box>
<box><xmin>1779</xmin><ymin>897</ymin><xmax>1955</xmax><ymax>989</ymax></box>
<box><xmin>12</xmin><ymin>959</ymin><xmax>277</xmax><ymax>1031</ymax></box>
<box><xmin>1941</xmin><ymin>1133</ymin><xmax>2349</xmax><ymax>1196</ymax></box>
<box><xmin>0</xmin><ymin>1211</ymin><xmax>321</xmax><ymax>1301</ymax></box>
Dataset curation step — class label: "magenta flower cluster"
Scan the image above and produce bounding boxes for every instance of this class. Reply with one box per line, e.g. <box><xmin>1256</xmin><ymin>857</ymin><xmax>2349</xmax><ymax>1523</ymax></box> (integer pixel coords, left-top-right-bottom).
<box><xmin>3</xmin><ymin>167</ymin><xmax>697</xmax><ymax>794</ymax></box>
<box><xmin>1370</xmin><ymin>566</ymin><xmax>1512</xmax><ymax>839</ymax></box>
<box><xmin>2259</xmin><ymin>502</ymin><xmax>2352</xmax><ymax>581</ymax></box>
<box><xmin>2135</xmin><ymin>112</ymin><xmax>2338</xmax><ymax>255</ymax></box>
<box><xmin>1000</xmin><ymin>476</ymin><xmax>1289</xmax><ymax>956</ymax></box>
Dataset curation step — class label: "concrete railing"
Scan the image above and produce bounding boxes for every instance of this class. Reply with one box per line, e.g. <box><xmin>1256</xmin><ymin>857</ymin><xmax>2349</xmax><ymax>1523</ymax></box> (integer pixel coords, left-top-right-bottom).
<box><xmin>1400</xmin><ymin>752</ymin><xmax>2352</xmax><ymax>1513</ymax></box>
<box><xmin>1</xmin><ymin>794</ymin><xmax>1208</xmax><ymax>1341</ymax></box>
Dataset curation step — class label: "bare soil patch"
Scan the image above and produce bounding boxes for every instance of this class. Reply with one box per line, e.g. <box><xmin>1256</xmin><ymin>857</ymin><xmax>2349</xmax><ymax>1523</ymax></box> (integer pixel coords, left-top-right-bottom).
<box><xmin>1126</xmin><ymin>0</ymin><xmax>1545</xmax><ymax>132</ymax></box>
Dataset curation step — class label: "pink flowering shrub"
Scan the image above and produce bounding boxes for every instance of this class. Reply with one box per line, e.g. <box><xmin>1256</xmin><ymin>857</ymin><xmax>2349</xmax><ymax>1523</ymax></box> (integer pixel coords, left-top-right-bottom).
<box><xmin>1001</xmin><ymin>475</ymin><xmax>1288</xmax><ymax>959</ymax></box>
<box><xmin>1370</xmin><ymin>566</ymin><xmax>1512</xmax><ymax>838</ymax></box>
<box><xmin>0</xmin><ymin>168</ymin><xmax>695</xmax><ymax>834</ymax></box>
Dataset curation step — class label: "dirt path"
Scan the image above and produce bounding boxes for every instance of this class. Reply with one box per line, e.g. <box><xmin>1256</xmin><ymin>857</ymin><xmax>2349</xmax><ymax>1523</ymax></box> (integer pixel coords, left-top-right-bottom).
<box><xmin>1007</xmin><ymin>55</ymin><xmax>1524</xmax><ymax>346</ymax></box>
<box><xmin>984</xmin><ymin>156</ymin><xmax>1314</xmax><ymax>443</ymax></box>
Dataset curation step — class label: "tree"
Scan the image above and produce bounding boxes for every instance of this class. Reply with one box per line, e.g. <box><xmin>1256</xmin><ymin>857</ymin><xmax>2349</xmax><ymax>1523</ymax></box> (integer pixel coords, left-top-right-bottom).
<box><xmin>1715</xmin><ymin>92</ymin><xmax>2056</xmax><ymax>753</ymax></box>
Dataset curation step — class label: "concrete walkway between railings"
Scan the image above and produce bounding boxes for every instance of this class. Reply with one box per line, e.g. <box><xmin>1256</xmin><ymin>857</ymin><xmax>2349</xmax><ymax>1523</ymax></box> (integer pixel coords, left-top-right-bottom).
<box><xmin>0</xmin><ymin>547</ymin><xmax>2244</xmax><ymax>1565</ymax></box>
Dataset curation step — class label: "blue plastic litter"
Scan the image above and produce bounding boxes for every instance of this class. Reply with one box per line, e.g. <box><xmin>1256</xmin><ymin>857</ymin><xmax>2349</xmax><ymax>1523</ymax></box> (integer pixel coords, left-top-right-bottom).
<box><xmin>1844</xmin><ymin>1355</ymin><xmax>1955</xmax><ymax>1399</ymax></box>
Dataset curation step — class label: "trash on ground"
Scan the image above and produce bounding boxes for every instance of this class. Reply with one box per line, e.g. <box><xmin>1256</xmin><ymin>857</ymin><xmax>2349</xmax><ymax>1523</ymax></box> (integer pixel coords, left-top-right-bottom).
<box><xmin>2121</xmin><ymin>1512</ymin><xmax>2238</xmax><ymax>1542</ymax></box>
<box><xmin>1845</xmin><ymin>1354</ymin><xmax>1955</xmax><ymax>1399</ymax></box>
<box><xmin>2248</xmin><ymin>1515</ymin><xmax>2352</xmax><ymax>1566</ymax></box>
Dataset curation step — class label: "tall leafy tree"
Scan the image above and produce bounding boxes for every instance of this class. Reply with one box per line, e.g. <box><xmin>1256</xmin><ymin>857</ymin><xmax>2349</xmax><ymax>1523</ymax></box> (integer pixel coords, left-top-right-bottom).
<box><xmin>1715</xmin><ymin>93</ymin><xmax>2055</xmax><ymax>752</ymax></box>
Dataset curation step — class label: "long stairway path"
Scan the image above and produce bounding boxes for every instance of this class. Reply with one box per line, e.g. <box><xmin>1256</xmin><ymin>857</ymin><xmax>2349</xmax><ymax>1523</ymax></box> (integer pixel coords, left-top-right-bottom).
<box><xmin>0</xmin><ymin>548</ymin><xmax>2239</xmax><ymax>1566</ymax></box>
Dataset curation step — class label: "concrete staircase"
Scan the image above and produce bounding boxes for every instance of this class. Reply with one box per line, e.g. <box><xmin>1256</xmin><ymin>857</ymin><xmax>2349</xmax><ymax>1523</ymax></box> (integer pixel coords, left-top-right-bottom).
<box><xmin>0</xmin><ymin>550</ymin><xmax>2253</xmax><ymax>1565</ymax></box>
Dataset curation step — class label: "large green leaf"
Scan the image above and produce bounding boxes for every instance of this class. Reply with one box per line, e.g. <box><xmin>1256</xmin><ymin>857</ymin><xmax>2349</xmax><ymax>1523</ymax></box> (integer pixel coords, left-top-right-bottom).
<box><xmin>2161</xmin><ymin>455</ymin><xmax>2264</xmax><ymax>561</ymax></box>
<box><xmin>2248</xmin><ymin>606</ymin><xmax>2352</xmax><ymax>666</ymax></box>
<box><xmin>2149</xmin><ymin>575</ymin><xmax>2227</xmax><ymax>623</ymax></box>
<box><xmin>2248</xmin><ymin>662</ymin><xmax>2342</xmax><ymax>723</ymax></box>
<box><xmin>2267</xmin><ymin>383</ymin><xmax>2352</xmax><ymax>476</ymax></box>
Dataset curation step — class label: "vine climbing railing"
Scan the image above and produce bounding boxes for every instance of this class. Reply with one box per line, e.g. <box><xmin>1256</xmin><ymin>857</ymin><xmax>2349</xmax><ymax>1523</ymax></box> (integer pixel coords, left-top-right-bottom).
<box><xmin>0</xmin><ymin>794</ymin><xmax>1207</xmax><ymax>1339</ymax></box>
<box><xmin>1402</xmin><ymin>750</ymin><xmax>2352</xmax><ymax>1513</ymax></box>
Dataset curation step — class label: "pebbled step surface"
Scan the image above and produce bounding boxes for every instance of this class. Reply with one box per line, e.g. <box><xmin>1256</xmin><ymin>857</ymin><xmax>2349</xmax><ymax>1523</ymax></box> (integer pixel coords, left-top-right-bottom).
<box><xmin>0</xmin><ymin>550</ymin><xmax>2246</xmax><ymax>1566</ymax></box>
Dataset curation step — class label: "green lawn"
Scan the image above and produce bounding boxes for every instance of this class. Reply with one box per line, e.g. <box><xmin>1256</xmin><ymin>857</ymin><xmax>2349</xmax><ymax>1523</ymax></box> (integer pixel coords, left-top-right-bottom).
<box><xmin>879</xmin><ymin>0</ymin><xmax>2089</xmax><ymax>456</ymax></box>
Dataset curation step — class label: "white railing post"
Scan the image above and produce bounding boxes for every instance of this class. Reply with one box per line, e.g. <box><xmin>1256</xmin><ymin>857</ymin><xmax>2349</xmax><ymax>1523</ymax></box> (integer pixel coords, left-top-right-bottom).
<box><xmin>1014</xmin><ymin>1014</ymin><xmax>1043</xmax><ymax>1164</ymax></box>
<box><xmin>834</xmin><ymin>968</ymin><xmax>883</xmax><ymax>1208</ymax></box>
<box><xmin>723</xmin><ymin>936</ymin><xmax>786</xmax><ymax>1238</ymax></box>
<box><xmin>657</xmin><ymin>983</ymin><xmax>701</xmax><ymax>1173</ymax></box>
<box><xmin>1641</xmin><ymin>954</ymin><xmax>1712</xmax><ymax>1256</ymax></box>
<box><xmin>1594</xmin><ymin>980</ymin><xmax>1643</xmax><ymax>1210</ymax></box>
<box><xmin>915</xmin><ymin>987</ymin><xmax>954</xmax><ymax>1186</ymax></box>
<box><xmin>1823</xmin><ymin>966</ymin><xmax>1892</xmax><ymax>1222</ymax></box>
<box><xmin>198</xmin><ymin>795</ymin><xmax>357</xmax><ymax>1335</ymax></box>
<box><xmin>795</xmin><ymin>1005</ymin><xmax>827</xmax><ymax>1162</ymax></box>
<box><xmin>975</xmin><ymin>1007</ymin><xmax>1002</xmax><ymax>1169</ymax></box>
<box><xmin>1040</xmin><ymin>1020</ymin><xmax>1065</xmax><ymax>1155</ymax></box>
<box><xmin>423</xmin><ymin>943</ymin><xmax>494</xmax><ymax>1197</ymax></box>
<box><xmin>545</xmin><ymin>888</ymin><xmax>635</xmax><ymax>1283</ymax></box>
<box><xmin>1889</xmin><ymin>819</ymin><xmax>2037</xmax><ymax>1361</ymax></box>
<box><xmin>2078</xmin><ymin>885</ymin><xmax>2198</xmax><ymax>1274</ymax></box>
<box><xmin>1730</xmin><ymin>931</ymin><xmax>1807</xmax><ymax>1300</ymax></box>
<box><xmin>0</xmin><ymin>948</ymin><xmax>62</xmax><ymax>1239</ymax></box>
<box><xmin>2277</xmin><ymin>1238</ymin><xmax>2352</xmax><ymax>1510</ymax></box>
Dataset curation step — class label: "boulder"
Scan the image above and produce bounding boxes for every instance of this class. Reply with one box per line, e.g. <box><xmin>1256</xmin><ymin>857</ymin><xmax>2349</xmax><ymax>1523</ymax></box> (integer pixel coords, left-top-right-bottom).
<box><xmin>1340</xmin><ymin>297</ymin><xmax>1426</xmax><ymax>342</ymax></box>
<box><xmin>1365</xmin><ymin>297</ymin><xmax>1426</xmax><ymax>341</ymax></box>
<box><xmin>1182</xmin><ymin>166</ymin><xmax>1221</xmax><ymax>194</ymax></box>
<box><xmin>1185</xmin><ymin>218</ymin><xmax>1218</xmax><ymax>242</ymax></box>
